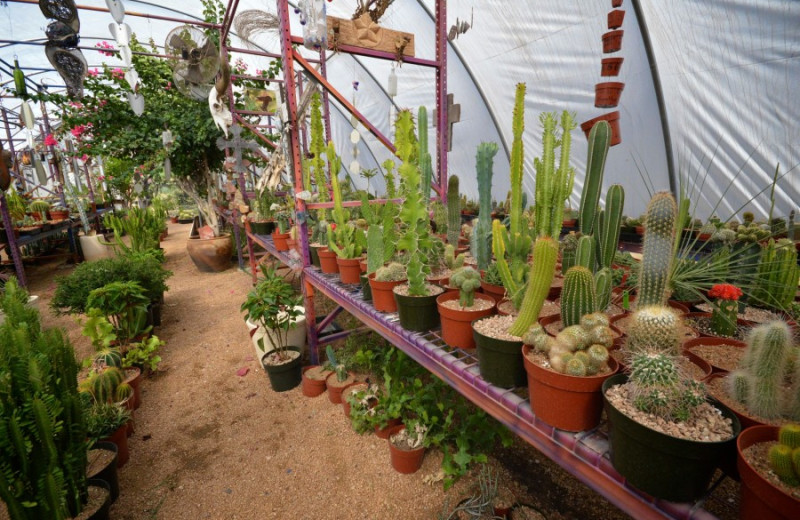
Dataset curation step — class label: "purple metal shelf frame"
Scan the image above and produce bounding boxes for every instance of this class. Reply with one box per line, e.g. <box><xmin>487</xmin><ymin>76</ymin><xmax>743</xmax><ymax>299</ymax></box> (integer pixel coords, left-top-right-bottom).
<box><xmin>303</xmin><ymin>265</ymin><xmax>731</xmax><ymax>520</ymax></box>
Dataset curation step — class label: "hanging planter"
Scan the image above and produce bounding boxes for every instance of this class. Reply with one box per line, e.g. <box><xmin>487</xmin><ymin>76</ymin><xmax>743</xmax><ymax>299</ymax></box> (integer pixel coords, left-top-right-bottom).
<box><xmin>336</xmin><ymin>257</ymin><xmax>362</xmax><ymax>284</ymax></box>
<box><xmin>581</xmin><ymin>111</ymin><xmax>621</xmax><ymax>146</ymax></box>
<box><xmin>595</xmin><ymin>82</ymin><xmax>625</xmax><ymax>108</ymax></box>
<box><xmin>608</xmin><ymin>9</ymin><xmax>625</xmax><ymax>29</ymax></box>
<box><xmin>611</xmin><ymin>0</ymin><xmax>623</xmax><ymax>8</ymax></box>
<box><xmin>602</xmin><ymin>30</ymin><xmax>624</xmax><ymax>53</ymax></box>
<box><xmin>317</xmin><ymin>247</ymin><xmax>340</xmax><ymax>274</ymax></box>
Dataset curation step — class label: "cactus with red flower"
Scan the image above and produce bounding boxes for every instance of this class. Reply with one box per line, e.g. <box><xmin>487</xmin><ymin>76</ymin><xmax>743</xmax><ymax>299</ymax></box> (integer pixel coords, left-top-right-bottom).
<box><xmin>708</xmin><ymin>283</ymin><xmax>743</xmax><ymax>337</ymax></box>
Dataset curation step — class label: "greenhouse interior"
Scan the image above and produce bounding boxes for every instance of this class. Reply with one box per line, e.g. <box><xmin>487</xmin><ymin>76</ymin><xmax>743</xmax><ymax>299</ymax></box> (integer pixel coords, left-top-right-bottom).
<box><xmin>1</xmin><ymin>1</ymin><xmax>799</xmax><ymax>519</ymax></box>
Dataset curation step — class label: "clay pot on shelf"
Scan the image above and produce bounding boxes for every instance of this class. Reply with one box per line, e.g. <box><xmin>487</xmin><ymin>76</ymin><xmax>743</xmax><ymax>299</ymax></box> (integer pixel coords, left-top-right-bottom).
<box><xmin>581</xmin><ymin>111</ymin><xmax>621</xmax><ymax>146</ymax></box>
<box><xmin>602</xmin><ymin>30</ymin><xmax>624</xmax><ymax>53</ymax></box>
<box><xmin>317</xmin><ymin>248</ymin><xmax>340</xmax><ymax>274</ymax></box>
<box><xmin>336</xmin><ymin>257</ymin><xmax>362</xmax><ymax>284</ymax></box>
<box><xmin>436</xmin><ymin>292</ymin><xmax>496</xmax><ymax>350</ymax></box>
<box><xmin>682</xmin><ymin>336</ymin><xmax>746</xmax><ymax>375</ymax></box>
<box><xmin>480</xmin><ymin>280</ymin><xmax>506</xmax><ymax>303</ymax></box>
<box><xmin>608</xmin><ymin>9</ymin><xmax>625</xmax><ymax>29</ymax></box>
<box><xmin>272</xmin><ymin>230</ymin><xmax>290</xmax><ymax>251</ymax></box>
<box><xmin>737</xmin><ymin>425</ymin><xmax>800</xmax><ymax>520</ymax></box>
<box><xmin>595</xmin><ymin>82</ymin><xmax>625</xmax><ymax>108</ymax></box>
<box><xmin>368</xmin><ymin>273</ymin><xmax>407</xmax><ymax>313</ymax></box>
<box><xmin>472</xmin><ymin>316</ymin><xmax>526</xmax><ymax>389</ymax></box>
<box><xmin>601</xmin><ymin>57</ymin><xmax>624</xmax><ymax>77</ymax></box>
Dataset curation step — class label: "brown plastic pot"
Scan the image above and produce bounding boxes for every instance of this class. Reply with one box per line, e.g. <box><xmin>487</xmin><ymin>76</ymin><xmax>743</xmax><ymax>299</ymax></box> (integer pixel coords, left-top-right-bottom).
<box><xmin>375</xmin><ymin>417</ymin><xmax>403</xmax><ymax>439</ymax></box>
<box><xmin>523</xmin><ymin>345</ymin><xmax>619</xmax><ymax>432</ymax></box>
<box><xmin>102</xmin><ymin>423</ymin><xmax>130</xmax><ymax>468</ymax></box>
<box><xmin>318</xmin><ymin>248</ymin><xmax>340</xmax><ymax>274</ymax></box>
<box><xmin>480</xmin><ymin>280</ymin><xmax>506</xmax><ymax>303</ymax></box>
<box><xmin>336</xmin><ymin>257</ymin><xmax>362</xmax><ymax>284</ymax></box>
<box><xmin>368</xmin><ymin>273</ymin><xmax>406</xmax><ymax>313</ymax></box>
<box><xmin>737</xmin><ymin>425</ymin><xmax>800</xmax><ymax>520</ymax></box>
<box><xmin>595</xmin><ymin>82</ymin><xmax>625</xmax><ymax>108</ymax></box>
<box><xmin>612</xmin><ymin>0</ymin><xmax>623</xmax><ymax>7</ymax></box>
<box><xmin>602</xmin><ymin>30</ymin><xmax>624</xmax><ymax>53</ymax></box>
<box><xmin>683</xmin><ymin>336</ymin><xmax>746</xmax><ymax>375</ymax></box>
<box><xmin>341</xmin><ymin>382</ymin><xmax>369</xmax><ymax>419</ymax></box>
<box><xmin>601</xmin><ymin>57</ymin><xmax>624</xmax><ymax>77</ymax></box>
<box><xmin>386</xmin><ymin>425</ymin><xmax>425</xmax><ymax>474</ymax></box>
<box><xmin>325</xmin><ymin>372</ymin><xmax>356</xmax><ymax>404</ymax></box>
<box><xmin>123</xmin><ymin>367</ymin><xmax>142</xmax><ymax>410</ymax></box>
<box><xmin>272</xmin><ymin>231</ymin><xmax>290</xmax><ymax>251</ymax></box>
<box><xmin>608</xmin><ymin>9</ymin><xmax>625</xmax><ymax>29</ymax></box>
<box><xmin>437</xmin><ymin>292</ymin><xmax>496</xmax><ymax>350</ymax></box>
<box><xmin>581</xmin><ymin>111</ymin><xmax>621</xmax><ymax>146</ymax></box>
<box><xmin>301</xmin><ymin>365</ymin><xmax>331</xmax><ymax>397</ymax></box>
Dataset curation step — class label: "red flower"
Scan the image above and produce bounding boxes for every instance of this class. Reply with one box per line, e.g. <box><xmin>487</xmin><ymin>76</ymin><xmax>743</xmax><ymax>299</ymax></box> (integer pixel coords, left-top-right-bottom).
<box><xmin>44</xmin><ymin>134</ymin><xmax>58</xmax><ymax>146</ymax></box>
<box><xmin>708</xmin><ymin>284</ymin><xmax>742</xmax><ymax>301</ymax></box>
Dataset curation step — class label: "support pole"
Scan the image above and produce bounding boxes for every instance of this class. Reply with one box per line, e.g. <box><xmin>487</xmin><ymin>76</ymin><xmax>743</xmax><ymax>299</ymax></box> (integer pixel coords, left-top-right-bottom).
<box><xmin>435</xmin><ymin>0</ymin><xmax>448</xmax><ymax>201</ymax></box>
<box><xmin>0</xmin><ymin>190</ymin><xmax>26</xmax><ymax>286</ymax></box>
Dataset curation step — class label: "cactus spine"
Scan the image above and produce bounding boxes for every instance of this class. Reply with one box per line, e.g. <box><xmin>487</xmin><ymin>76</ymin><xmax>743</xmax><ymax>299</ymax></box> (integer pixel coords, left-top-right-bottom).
<box><xmin>637</xmin><ymin>192</ymin><xmax>678</xmax><ymax>307</ymax></box>
<box><xmin>578</xmin><ymin>120</ymin><xmax>610</xmax><ymax>236</ymax></box>
<box><xmin>447</xmin><ymin>175</ymin><xmax>461</xmax><ymax>246</ymax></box>
<box><xmin>561</xmin><ymin>266</ymin><xmax>597</xmax><ymax>327</ymax></box>
<box><xmin>475</xmin><ymin>142</ymin><xmax>498</xmax><ymax>271</ymax></box>
<box><xmin>625</xmin><ymin>305</ymin><xmax>682</xmax><ymax>355</ymax></box>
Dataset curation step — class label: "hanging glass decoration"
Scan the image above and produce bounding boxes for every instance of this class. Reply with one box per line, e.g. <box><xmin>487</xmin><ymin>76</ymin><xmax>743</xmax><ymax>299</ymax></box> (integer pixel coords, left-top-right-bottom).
<box><xmin>109</xmin><ymin>22</ymin><xmax>131</xmax><ymax>47</ymax></box>
<box><xmin>105</xmin><ymin>0</ymin><xmax>126</xmax><ymax>25</ymax></box>
<box><xmin>13</xmin><ymin>58</ymin><xmax>27</xmax><ymax>97</ymax></box>
<box><xmin>162</xmin><ymin>127</ymin><xmax>173</xmax><ymax>181</ymax></box>
<box><xmin>387</xmin><ymin>66</ymin><xmax>397</xmax><ymax>98</ymax></box>
<box><xmin>34</xmin><ymin>154</ymin><xmax>48</xmax><ymax>185</ymax></box>
<box><xmin>296</xmin><ymin>0</ymin><xmax>327</xmax><ymax>50</ymax></box>
<box><xmin>126</xmin><ymin>92</ymin><xmax>144</xmax><ymax>116</ymax></box>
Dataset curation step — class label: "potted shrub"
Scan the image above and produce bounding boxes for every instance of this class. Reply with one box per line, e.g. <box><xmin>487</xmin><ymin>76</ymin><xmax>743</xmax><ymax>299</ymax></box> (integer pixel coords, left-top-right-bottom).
<box><xmin>84</xmin><ymin>401</ymin><xmax>132</xmax><ymax>468</ymax></box>
<box><xmin>523</xmin><ymin>313</ymin><xmax>619</xmax><ymax>432</ymax></box>
<box><xmin>737</xmin><ymin>424</ymin><xmax>800</xmax><ymax>520</ymax></box>
<box><xmin>240</xmin><ymin>265</ymin><xmax>304</xmax><ymax>392</ymax></box>
<box><xmin>248</xmin><ymin>188</ymin><xmax>277</xmax><ymax>235</ymax></box>
<box><xmin>437</xmin><ymin>266</ymin><xmax>496</xmax><ymax>350</ymax></box>
<box><xmin>86</xmin><ymin>281</ymin><xmax>152</xmax><ymax>343</ymax></box>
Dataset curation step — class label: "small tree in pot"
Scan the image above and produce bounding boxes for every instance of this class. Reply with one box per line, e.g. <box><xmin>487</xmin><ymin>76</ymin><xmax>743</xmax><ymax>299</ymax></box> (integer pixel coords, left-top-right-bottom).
<box><xmin>240</xmin><ymin>265</ymin><xmax>304</xmax><ymax>392</ymax></box>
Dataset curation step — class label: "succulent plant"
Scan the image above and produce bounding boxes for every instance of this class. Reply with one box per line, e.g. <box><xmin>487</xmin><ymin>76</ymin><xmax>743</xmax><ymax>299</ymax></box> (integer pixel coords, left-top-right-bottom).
<box><xmin>628</xmin><ymin>350</ymin><xmax>706</xmax><ymax>422</ymax></box>
<box><xmin>561</xmin><ymin>266</ymin><xmax>597</xmax><ymax>327</ymax></box>
<box><xmin>625</xmin><ymin>304</ymin><xmax>682</xmax><ymax>355</ymax></box>
<box><xmin>527</xmin><ymin>312</ymin><xmax>613</xmax><ymax>376</ymax></box>
<box><xmin>375</xmin><ymin>262</ymin><xmax>407</xmax><ymax>282</ymax></box>
<box><xmin>474</xmin><ymin>142</ymin><xmax>498</xmax><ymax>271</ymax></box>
<box><xmin>638</xmin><ymin>193</ymin><xmax>677</xmax><ymax>307</ymax></box>
<box><xmin>768</xmin><ymin>423</ymin><xmax>800</xmax><ymax>486</ymax></box>
<box><xmin>450</xmin><ymin>266</ymin><xmax>482</xmax><ymax>308</ymax></box>
<box><xmin>447</xmin><ymin>175</ymin><xmax>461</xmax><ymax>246</ymax></box>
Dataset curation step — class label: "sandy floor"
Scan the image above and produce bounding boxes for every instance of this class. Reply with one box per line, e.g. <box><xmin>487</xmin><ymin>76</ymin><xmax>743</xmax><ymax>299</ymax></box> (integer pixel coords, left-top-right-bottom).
<box><xmin>18</xmin><ymin>221</ymin><xmax>740</xmax><ymax>520</ymax></box>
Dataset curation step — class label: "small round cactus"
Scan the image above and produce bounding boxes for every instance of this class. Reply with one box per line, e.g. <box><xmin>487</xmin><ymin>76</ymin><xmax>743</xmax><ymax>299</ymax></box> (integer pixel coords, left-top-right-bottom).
<box><xmin>556</xmin><ymin>325</ymin><xmax>590</xmax><ymax>352</ymax></box>
<box><xmin>626</xmin><ymin>305</ymin><xmax>682</xmax><ymax>355</ymax></box>
<box><xmin>375</xmin><ymin>262</ymin><xmax>407</xmax><ymax>282</ymax></box>
<box><xmin>768</xmin><ymin>424</ymin><xmax>800</xmax><ymax>487</ymax></box>
<box><xmin>581</xmin><ymin>312</ymin><xmax>610</xmax><ymax>329</ymax></box>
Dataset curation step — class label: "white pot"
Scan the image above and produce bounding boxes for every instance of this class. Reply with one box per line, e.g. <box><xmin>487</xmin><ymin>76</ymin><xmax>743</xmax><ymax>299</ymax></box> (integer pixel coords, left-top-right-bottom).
<box><xmin>79</xmin><ymin>233</ymin><xmax>116</xmax><ymax>262</ymax></box>
<box><xmin>246</xmin><ymin>305</ymin><xmax>307</xmax><ymax>360</ymax></box>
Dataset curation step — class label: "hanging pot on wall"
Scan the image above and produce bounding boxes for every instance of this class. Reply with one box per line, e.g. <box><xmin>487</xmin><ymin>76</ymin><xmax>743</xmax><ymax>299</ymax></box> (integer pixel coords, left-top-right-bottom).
<box><xmin>608</xmin><ymin>9</ymin><xmax>625</xmax><ymax>29</ymax></box>
<box><xmin>601</xmin><ymin>57</ymin><xmax>624</xmax><ymax>77</ymax></box>
<box><xmin>595</xmin><ymin>82</ymin><xmax>625</xmax><ymax>108</ymax></box>
<box><xmin>581</xmin><ymin>112</ymin><xmax>621</xmax><ymax>146</ymax></box>
<box><xmin>602</xmin><ymin>30</ymin><xmax>624</xmax><ymax>53</ymax></box>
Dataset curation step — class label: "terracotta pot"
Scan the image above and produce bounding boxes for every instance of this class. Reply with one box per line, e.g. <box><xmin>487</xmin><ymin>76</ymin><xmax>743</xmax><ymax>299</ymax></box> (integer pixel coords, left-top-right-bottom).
<box><xmin>480</xmin><ymin>280</ymin><xmax>506</xmax><ymax>303</ymax></box>
<box><xmin>185</xmin><ymin>234</ymin><xmax>232</xmax><ymax>272</ymax></box>
<box><xmin>612</xmin><ymin>0</ymin><xmax>623</xmax><ymax>7</ymax></box>
<box><xmin>437</xmin><ymin>292</ymin><xmax>496</xmax><ymax>350</ymax></box>
<box><xmin>602</xmin><ymin>30</ymin><xmax>624</xmax><ymax>53</ymax></box>
<box><xmin>595</xmin><ymin>82</ymin><xmax>625</xmax><ymax>108</ymax></box>
<box><xmin>272</xmin><ymin>231</ymin><xmax>290</xmax><ymax>251</ymax></box>
<box><xmin>341</xmin><ymin>382</ymin><xmax>369</xmax><ymax>419</ymax></box>
<box><xmin>102</xmin><ymin>424</ymin><xmax>130</xmax><ymax>468</ymax></box>
<box><xmin>683</xmin><ymin>336</ymin><xmax>746</xmax><ymax>375</ymax></box>
<box><xmin>336</xmin><ymin>257</ymin><xmax>362</xmax><ymax>284</ymax></box>
<box><xmin>524</xmin><ymin>345</ymin><xmax>619</xmax><ymax>432</ymax></box>
<box><xmin>301</xmin><ymin>366</ymin><xmax>330</xmax><ymax>397</ymax></box>
<box><xmin>562</xmin><ymin>218</ymin><xmax>577</xmax><ymax>228</ymax></box>
<box><xmin>684</xmin><ymin>311</ymin><xmax>755</xmax><ymax>339</ymax></box>
<box><xmin>285</xmin><ymin>238</ymin><xmax>297</xmax><ymax>251</ymax></box>
<box><xmin>704</xmin><ymin>373</ymin><xmax>767</xmax><ymax>431</ymax></box>
<box><xmin>682</xmin><ymin>350</ymin><xmax>713</xmax><ymax>381</ymax></box>
<box><xmin>581</xmin><ymin>111</ymin><xmax>621</xmax><ymax>146</ymax></box>
<box><xmin>49</xmin><ymin>210</ymin><xmax>70</xmax><ymax>221</ymax></box>
<box><xmin>601</xmin><ymin>57</ymin><xmax>624</xmax><ymax>77</ymax></box>
<box><xmin>387</xmin><ymin>425</ymin><xmax>425</xmax><ymax>474</ymax></box>
<box><xmin>608</xmin><ymin>9</ymin><xmax>625</xmax><ymax>29</ymax></box>
<box><xmin>318</xmin><ymin>248</ymin><xmax>340</xmax><ymax>274</ymax></box>
<box><xmin>368</xmin><ymin>273</ymin><xmax>406</xmax><ymax>313</ymax></box>
<box><xmin>634</xmin><ymin>225</ymin><xmax>645</xmax><ymax>235</ymax></box>
<box><xmin>326</xmin><ymin>372</ymin><xmax>356</xmax><ymax>404</ymax></box>
<box><xmin>123</xmin><ymin>367</ymin><xmax>142</xmax><ymax>410</ymax></box>
<box><xmin>375</xmin><ymin>417</ymin><xmax>403</xmax><ymax>439</ymax></box>
<box><xmin>359</xmin><ymin>258</ymin><xmax>368</xmax><ymax>273</ymax></box>
<box><xmin>737</xmin><ymin>425</ymin><xmax>800</xmax><ymax>520</ymax></box>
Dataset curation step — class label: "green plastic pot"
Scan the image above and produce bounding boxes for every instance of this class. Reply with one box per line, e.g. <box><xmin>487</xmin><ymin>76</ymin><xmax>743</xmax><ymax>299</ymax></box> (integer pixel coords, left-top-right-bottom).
<box><xmin>262</xmin><ymin>346</ymin><xmax>303</xmax><ymax>392</ymax></box>
<box><xmin>393</xmin><ymin>288</ymin><xmax>441</xmax><ymax>332</ymax></box>
<box><xmin>472</xmin><ymin>316</ymin><xmax>526</xmax><ymax>388</ymax></box>
<box><xmin>249</xmin><ymin>221</ymin><xmax>276</xmax><ymax>236</ymax></box>
<box><xmin>602</xmin><ymin>373</ymin><xmax>741</xmax><ymax>502</ymax></box>
<box><xmin>360</xmin><ymin>273</ymin><xmax>372</xmax><ymax>302</ymax></box>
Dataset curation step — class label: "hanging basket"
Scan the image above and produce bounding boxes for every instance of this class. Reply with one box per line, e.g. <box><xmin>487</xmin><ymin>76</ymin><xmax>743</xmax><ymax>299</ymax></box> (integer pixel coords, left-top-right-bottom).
<box><xmin>595</xmin><ymin>82</ymin><xmax>625</xmax><ymax>108</ymax></box>
<box><xmin>581</xmin><ymin>112</ymin><xmax>621</xmax><ymax>146</ymax></box>
<box><xmin>602</xmin><ymin>30</ymin><xmax>624</xmax><ymax>53</ymax></box>
<box><xmin>608</xmin><ymin>10</ymin><xmax>625</xmax><ymax>30</ymax></box>
<box><xmin>601</xmin><ymin>57</ymin><xmax>624</xmax><ymax>77</ymax></box>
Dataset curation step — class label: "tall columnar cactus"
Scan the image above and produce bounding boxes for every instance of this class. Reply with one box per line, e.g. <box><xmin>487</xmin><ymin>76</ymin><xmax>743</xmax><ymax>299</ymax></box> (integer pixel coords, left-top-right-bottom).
<box><xmin>751</xmin><ymin>238</ymin><xmax>799</xmax><ymax>311</ymax></box>
<box><xmin>769</xmin><ymin>423</ymin><xmax>800</xmax><ymax>486</ymax></box>
<box><xmin>575</xmin><ymin>235</ymin><xmax>595</xmax><ymax>270</ymax></box>
<box><xmin>561</xmin><ymin>266</ymin><xmax>597</xmax><ymax>327</ymax></box>
<box><xmin>418</xmin><ymin>106</ymin><xmax>433</xmax><ymax>207</ymax></box>
<box><xmin>625</xmin><ymin>305</ymin><xmax>682</xmax><ymax>355</ymax></box>
<box><xmin>361</xmin><ymin>193</ymin><xmax>385</xmax><ymax>274</ymax></box>
<box><xmin>493</xmin><ymin>84</ymin><xmax>535</xmax><ymax>309</ymax></box>
<box><xmin>508</xmin><ymin>110</ymin><xmax>575</xmax><ymax>336</ymax></box>
<box><xmin>578</xmin><ymin>120</ymin><xmax>610</xmax><ymax>237</ymax></box>
<box><xmin>594</xmin><ymin>267</ymin><xmax>613</xmax><ymax>312</ymax></box>
<box><xmin>447</xmin><ymin>175</ymin><xmax>461</xmax><ymax>246</ymax></box>
<box><xmin>637</xmin><ymin>192</ymin><xmax>678</xmax><ymax>307</ymax></box>
<box><xmin>326</xmin><ymin>142</ymin><xmax>365</xmax><ymax>259</ymax></box>
<box><xmin>728</xmin><ymin>321</ymin><xmax>799</xmax><ymax>420</ymax></box>
<box><xmin>309</xmin><ymin>93</ymin><xmax>329</xmax><ymax>223</ymax></box>
<box><xmin>451</xmin><ymin>266</ymin><xmax>482</xmax><ymax>308</ymax></box>
<box><xmin>475</xmin><ymin>142</ymin><xmax>498</xmax><ymax>271</ymax></box>
<box><xmin>597</xmin><ymin>184</ymin><xmax>625</xmax><ymax>269</ymax></box>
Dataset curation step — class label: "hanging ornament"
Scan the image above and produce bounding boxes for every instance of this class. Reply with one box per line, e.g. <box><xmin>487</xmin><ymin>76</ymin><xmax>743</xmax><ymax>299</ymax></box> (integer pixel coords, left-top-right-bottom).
<box><xmin>126</xmin><ymin>92</ymin><xmax>145</xmax><ymax>116</ymax></box>
<box><xmin>350</xmin><ymin>129</ymin><xmax>360</xmax><ymax>144</ymax></box>
<box><xmin>164</xmin><ymin>156</ymin><xmax>171</xmax><ymax>181</ymax></box>
<box><xmin>34</xmin><ymin>154</ymin><xmax>48</xmax><ymax>185</ymax></box>
<box><xmin>133</xmin><ymin>181</ymin><xmax>143</xmax><ymax>194</ymax></box>
<box><xmin>109</xmin><ymin>22</ymin><xmax>131</xmax><ymax>47</ymax></box>
<box><xmin>124</xmin><ymin>68</ymin><xmax>140</xmax><ymax>91</ymax></box>
<box><xmin>39</xmin><ymin>0</ymin><xmax>80</xmax><ymax>33</ymax></box>
<box><xmin>119</xmin><ymin>45</ymin><xmax>133</xmax><ymax>67</ymax></box>
<box><xmin>297</xmin><ymin>0</ymin><xmax>327</xmax><ymax>50</ymax></box>
<box><xmin>387</xmin><ymin>66</ymin><xmax>397</xmax><ymax>98</ymax></box>
<box><xmin>20</xmin><ymin>101</ymin><xmax>35</xmax><ymax>130</ymax></box>
<box><xmin>349</xmin><ymin>160</ymin><xmax>360</xmax><ymax>175</ymax></box>
<box><xmin>45</xmin><ymin>45</ymin><xmax>88</xmax><ymax>98</ymax></box>
<box><xmin>45</xmin><ymin>21</ymin><xmax>79</xmax><ymax>48</ymax></box>
<box><xmin>105</xmin><ymin>0</ymin><xmax>126</xmax><ymax>24</ymax></box>
<box><xmin>13</xmin><ymin>58</ymin><xmax>27</xmax><ymax>97</ymax></box>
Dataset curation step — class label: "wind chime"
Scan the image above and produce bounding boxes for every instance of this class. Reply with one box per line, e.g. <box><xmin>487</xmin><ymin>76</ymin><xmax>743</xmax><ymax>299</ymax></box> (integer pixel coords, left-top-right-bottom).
<box><xmin>104</xmin><ymin>0</ymin><xmax>145</xmax><ymax>115</ymax></box>
<box><xmin>38</xmin><ymin>0</ymin><xmax>88</xmax><ymax>98</ymax></box>
<box><xmin>296</xmin><ymin>0</ymin><xmax>328</xmax><ymax>50</ymax></box>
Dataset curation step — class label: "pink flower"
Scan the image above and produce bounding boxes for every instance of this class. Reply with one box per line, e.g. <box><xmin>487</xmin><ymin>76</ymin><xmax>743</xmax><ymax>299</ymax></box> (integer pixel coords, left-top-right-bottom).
<box><xmin>165</xmin><ymin>82</ymin><xmax>172</xmax><ymax>90</ymax></box>
<box><xmin>70</xmin><ymin>125</ymin><xmax>87</xmax><ymax>137</ymax></box>
<box><xmin>88</xmin><ymin>68</ymin><xmax>100</xmax><ymax>77</ymax></box>
<box><xmin>111</xmin><ymin>68</ymin><xmax>124</xmax><ymax>80</ymax></box>
<box><xmin>44</xmin><ymin>134</ymin><xmax>58</xmax><ymax>146</ymax></box>
<box><xmin>94</xmin><ymin>41</ymin><xmax>116</xmax><ymax>57</ymax></box>
<box><xmin>80</xmin><ymin>154</ymin><xmax>89</xmax><ymax>163</ymax></box>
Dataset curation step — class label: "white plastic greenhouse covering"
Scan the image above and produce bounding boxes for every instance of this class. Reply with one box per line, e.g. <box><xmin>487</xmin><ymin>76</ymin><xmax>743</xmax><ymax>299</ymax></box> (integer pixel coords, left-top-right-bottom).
<box><xmin>1</xmin><ymin>0</ymin><xmax>798</xmax><ymax>220</ymax></box>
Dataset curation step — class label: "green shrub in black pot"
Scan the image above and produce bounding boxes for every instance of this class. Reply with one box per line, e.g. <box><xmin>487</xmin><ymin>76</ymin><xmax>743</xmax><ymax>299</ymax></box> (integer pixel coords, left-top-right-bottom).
<box><xmin>86</xmin><ymin>281</ymin><xmax>152</xmax><ymax>342</ymax></box>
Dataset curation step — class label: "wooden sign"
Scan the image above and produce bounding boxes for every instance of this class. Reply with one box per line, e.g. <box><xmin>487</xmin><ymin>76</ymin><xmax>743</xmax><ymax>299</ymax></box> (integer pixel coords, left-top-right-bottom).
<box><xmin>327</xmin><ymin>14</ymin><xmax>415</xmax><ymax>57</ymax></box>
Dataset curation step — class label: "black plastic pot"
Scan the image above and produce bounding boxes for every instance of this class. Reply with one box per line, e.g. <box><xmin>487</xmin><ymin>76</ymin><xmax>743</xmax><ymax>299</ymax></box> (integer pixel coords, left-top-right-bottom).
<box><xmin>85</xmin><ymin>478</ymin><xmax>113</xmax><ymax>520</ymax></box>
<box><xmin>309</xmin><ymin>245</ymin><xmax>322</xmax><ymax>268</ymax></box>
<box><xmin>472</xmin><ymin>316</ymin><xmax>526</xmax><ymax>388</ymax></box>
<box><xmin>87</xmin><ymin>441</ymin><xmax>119</xmax><ymax>502</ymax></box>
<box><xmin>249</xmin><ymin>220</ymin><xmax>276</xmax><ymax>236</ymax></box>
<box><xmin>147</xmin><ymin>302</ymin><xmax>162</xmax><ymax>327</ymax></box>
<box><xmin>360</xmin><ymin>273</ymin><xmax>372</xmax><ymax>302</ymax></box>
<box><xmin>394</xmin><ymin>288</ymin><xmax>441</xmax><ymax>332</ymax></box>
<box><xmin>262</xmin><ymin>346</ymin><xmax>303</xmax><ymax>392</ymax></box>
<box><xmin>602</xmin><ymin>373</ymin><xmax>741</xmax><ymax>502</ymax></box>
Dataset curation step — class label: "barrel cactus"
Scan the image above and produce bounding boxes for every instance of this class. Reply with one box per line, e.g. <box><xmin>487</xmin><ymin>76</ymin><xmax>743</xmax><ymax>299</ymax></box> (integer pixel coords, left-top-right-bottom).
<box><xmin>450</xmin><ymin>266</ymin><xmax>482</xmax><ymax>308</ymax></box>
<box><xmin>768</xmin><ymin>423</ymin><xmax>800</xmax><ymax>486</ymax></box>
<box><xmin>625</xmin><ymin>305</ymin><xmax>682</xmax><ymax>355</ymax></box>
<box><xmin>627</xmin><ymin>350</ymin><xmax>706</xmax><ymax>422</ymax></box>
<box><xmin>375</xmin><ymin>262</ymin><xmax>407</xmax><ymax>282</ymax></box>
<box><xmin>560</xmin><ymin>266</ymin><xmax>597</xmax><ymax>327</ymax></box>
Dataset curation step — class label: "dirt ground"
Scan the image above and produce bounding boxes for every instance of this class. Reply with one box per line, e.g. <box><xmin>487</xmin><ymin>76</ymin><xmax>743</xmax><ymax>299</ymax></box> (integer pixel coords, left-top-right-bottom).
<box><xmin>17</xmin><ymin>222</ymin><xmax>737</xmax><ymax>520</ymax></box>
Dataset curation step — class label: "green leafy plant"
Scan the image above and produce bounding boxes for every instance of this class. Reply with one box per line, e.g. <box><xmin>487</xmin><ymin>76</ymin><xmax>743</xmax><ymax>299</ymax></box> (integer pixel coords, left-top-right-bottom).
<box><xmin>123</xmin><ymin>335</ymin><xmax>164</xmax><ymax>373</ymax></box>
<box><xmin>84</xmin><ymin>401</ymin><xmax>131</xmax><ymax>443</ymax></box>
<box><xmin>240</xmin><ymin>265</ymin><xmax>303</xmax><ymax>360</ymax></box>
<box><xmin>86</xmin><ymin>281</ymin><xmax>152</xmax><ymax>342</ymax></box>
<box><xmin>326</xmin><ymin>142</ymin><xmax>366</xmax><ymax>259</ymax></box>
<box><xmin>4</xmin><ymin>188</ymin><xmax>27</xmax><ymax>221</ymax></box>
<box><xmin>324</xmin><ymin>345</ymin><xmax>348</xmax><ymax>382</ymax></box>
<box><xmin>80</xmin><ymin>308</ymin><xmax>118</xmax><ymax>351</ymax></box>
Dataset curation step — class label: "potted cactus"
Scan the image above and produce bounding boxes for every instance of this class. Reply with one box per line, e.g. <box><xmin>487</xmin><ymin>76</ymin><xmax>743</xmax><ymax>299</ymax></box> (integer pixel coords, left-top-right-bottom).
<box><xmin>390</xmin><ymin>108</ymin><xmax>444</xmax><ymax>332</ymax></box>
<box><xmin>737</xmin><ymin>424</ymin><xmax>800</xmax><ymax>520</ymax></box>
<box><xmin>523</xmin><ymin>313</ymin><xmax>619</xmax><ymax>431</ymax></box>
<box><xmin>436</xmin><ymin>266</ymin><xmax>496</xmax><ymax>350</ymax></box>
<box><xmin>325</xmin><ymin>142</ymin><xmax>366</xmax><ymax>283</ymax></box>
<box><xmin>28</xmin><ymin>199</ymin><xmax>50</xmax><ymax>220</ymax></box>
<box><xmin>369</xmin><ymin>262</ymin><xmax>407</xmax><ymax>313</ymax></box>
<box><xmin>323</xmin><ymin>345</ymin><xmax>356</xmax><ymax>404</ymax></box>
